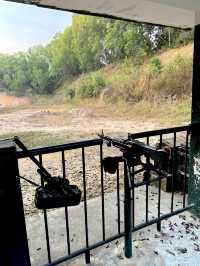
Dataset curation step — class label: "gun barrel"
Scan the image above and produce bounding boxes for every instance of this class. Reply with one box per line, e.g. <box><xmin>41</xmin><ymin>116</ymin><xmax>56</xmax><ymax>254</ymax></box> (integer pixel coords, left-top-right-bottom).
<box><xmin>14</xmin><ymin>136</ymin><xmax>52</xmax><ymax>181</ymax></box>
<box><xmin>100</xmin><ymin>135</ymin><xmax>130</xmax><ymax>150</ymax></box>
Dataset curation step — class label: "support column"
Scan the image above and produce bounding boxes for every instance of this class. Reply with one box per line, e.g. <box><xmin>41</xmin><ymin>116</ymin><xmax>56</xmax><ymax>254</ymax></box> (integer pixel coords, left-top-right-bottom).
<box><xmin>0</xmin><ymin>140</ymin><xmax>31</xmax><ymax>266</ymax></box>
<box><xmin>189</xmin><ymin>24</ymin><xmax>200</xmax><ymax>216</ymax></box>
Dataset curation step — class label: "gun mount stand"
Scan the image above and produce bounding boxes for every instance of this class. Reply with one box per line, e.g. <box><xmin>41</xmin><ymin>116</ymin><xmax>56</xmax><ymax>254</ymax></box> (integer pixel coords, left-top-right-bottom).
<box><xmin>100</xmin><ymin>134</ymin><xmax>169</xmax><ymax>258</ymax></box>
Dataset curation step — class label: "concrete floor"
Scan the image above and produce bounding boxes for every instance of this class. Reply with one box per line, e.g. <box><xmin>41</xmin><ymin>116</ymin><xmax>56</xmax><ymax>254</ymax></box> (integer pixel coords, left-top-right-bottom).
<box><xmin>25</xmin><ymin>185</ymin><xmax>200</xmax><ymax>266</ymax></box>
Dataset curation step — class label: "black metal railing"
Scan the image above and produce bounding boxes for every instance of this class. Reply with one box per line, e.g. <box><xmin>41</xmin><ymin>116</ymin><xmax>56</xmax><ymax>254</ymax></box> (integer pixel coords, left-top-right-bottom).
<box><xmin>17</xmin><ymin>138</ymin><xmax>125</xmax><ymax>266</ymax></box>
<box><xmin>127</xmin><ymin>124</ymin><xmax>192</xmax><ymax>242</ymax></box>
<box><xmin>16</xmin><ymin>124</ymin><xmax>194</xmax><ymax>266</ymax></box>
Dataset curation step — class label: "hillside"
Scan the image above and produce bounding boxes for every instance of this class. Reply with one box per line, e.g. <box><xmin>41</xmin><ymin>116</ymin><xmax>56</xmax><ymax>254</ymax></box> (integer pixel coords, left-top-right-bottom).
<box><xmin>62</xmin><ymin>43</ymin><xmax>193</xmax><ymax>105</ymax></box>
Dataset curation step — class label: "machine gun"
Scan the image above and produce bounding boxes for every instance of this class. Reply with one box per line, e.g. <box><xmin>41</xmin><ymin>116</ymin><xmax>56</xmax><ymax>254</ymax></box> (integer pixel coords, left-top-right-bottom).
<box><xmin>99</xmin><ymin>133</ymin><xmax>169</xmax><ymax>181</ymax></box>
<box><xmin>14</xmin><ymin>137</ymin><xmax>81</xmax><ymax>209</ymax></box>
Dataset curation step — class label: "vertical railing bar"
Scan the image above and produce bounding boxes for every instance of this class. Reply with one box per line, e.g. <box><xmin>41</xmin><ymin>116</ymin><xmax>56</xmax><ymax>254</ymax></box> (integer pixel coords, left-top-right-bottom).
<box><xmin>82</xmin><ymin>147</ymin><xmax>90</xmax><ymax>264</ymax></box>
<box><xmin>39</xmin><ymin>154</ymin><xmax>51</xmax><ymax>264</ymax></box>
<box><xmin>159</xmin><ymin>134</ymin><xmax>163</xmax><ymax>148</ymax></box>
<box><xmin>116</xmin><ymin>163</ymin><xmax>121</xmax><ymax>234</ymax></box>
<box><xmin>132</xmin><ymin>165</ymin><xmax>135</xmax><ymax>229</ymax></box>
<box><xmin>157</xmin><ymin>134</ymin><xmax>162</xmax><ymax>231</ymax></box>
<box><xmin>171</xmin><ymin>132</ymin><xmax>176</xmax><ymax>212</ymax></box>
<box><xmin>183</xmin><ymin>130</ymin><xmax>189</xmax><ymax>208</ymax></box>
<box><xmin>100</xmin><ymin>144</ymin><xmax>106</xmax><ymax>240</ymax></box>
<box><xmin>61</xmin><ymin>151</ymin><xmax>66</xmax><ymax>178</ymax></box>
<box><xmin>124</xmin><ymin>159</ymin><xmax>132</xmax><ymax>258</ymax></box>
<box><xmin>157</xmin><ymin>180</ymin><xmax>161</xmax><ymax>231</ymax></box>
<box><xmin>145</xmin><ymin>184</ymin><xmax>149</xmax><ymax>223</ymax></box>
<box><xmin>61</xmin><ymin>151</ymin><xmax>71</xmax><ymax>255</ymax></box>
<box><xmin>145</xmin><ymin>137</ymin><xmax>149</xmax><ymax>223</ymax></box>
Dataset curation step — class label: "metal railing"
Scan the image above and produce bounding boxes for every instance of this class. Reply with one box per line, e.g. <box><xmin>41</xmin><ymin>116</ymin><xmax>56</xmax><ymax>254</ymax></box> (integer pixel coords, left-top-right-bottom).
<box><xmin>16</xmin><ymin>124</ymin><xmax>194</xmax><ymax>265</ymax></box>
<box><xmin>124</xmin><ymin>124</ymin><xmax>193</xmax><ymax>256</ymax></box>
<box><xmin>17</xmin><ymin>138</ymin><xmax>124</xmax><ymax>265</ymax></box>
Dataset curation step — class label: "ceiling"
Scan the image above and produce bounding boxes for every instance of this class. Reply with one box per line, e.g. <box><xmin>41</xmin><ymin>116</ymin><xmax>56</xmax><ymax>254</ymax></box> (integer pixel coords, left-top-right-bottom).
<box><xmin>4</xmin><ymin>0</ymin><xmax>200</xmax><ymax>28</ymax></box>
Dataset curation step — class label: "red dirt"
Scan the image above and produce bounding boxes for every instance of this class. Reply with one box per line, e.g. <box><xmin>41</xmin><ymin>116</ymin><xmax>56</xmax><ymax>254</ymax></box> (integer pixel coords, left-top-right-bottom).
<box><xmin>0</xmin><ymin>93</ymin><xmax>32</xmax><ymax>107</ymax></box>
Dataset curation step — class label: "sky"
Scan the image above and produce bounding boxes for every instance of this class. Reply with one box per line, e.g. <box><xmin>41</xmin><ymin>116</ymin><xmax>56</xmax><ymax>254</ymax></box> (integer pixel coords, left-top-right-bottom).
<box><xmin>0</xmin><ymin>0</ymin><xmax>72</xmax><ymax>54</ymax></box>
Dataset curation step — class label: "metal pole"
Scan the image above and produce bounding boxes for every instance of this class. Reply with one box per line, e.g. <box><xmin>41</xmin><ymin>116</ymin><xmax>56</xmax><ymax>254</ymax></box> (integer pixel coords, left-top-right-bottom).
<box><xmin>124</xmin><ymin>158</ymin><xmax>132</xmax><ymax>258</ymax></box>
<box><xmin>0</xmin><ymin>140</ymin><xmax>31</xmax><ymax>266</ymax></box>
<box><xmin>189</xmin><ymin>24</ymin><xmax>200</xmax><ymax>217</ymax></box>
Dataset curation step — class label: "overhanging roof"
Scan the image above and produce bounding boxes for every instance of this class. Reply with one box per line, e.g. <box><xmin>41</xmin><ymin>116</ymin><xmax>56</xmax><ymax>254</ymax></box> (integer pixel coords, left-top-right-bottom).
<box><xmin>4</xmin><ymin>0</ymin><xmax>200</xmax><ymax>29</ymax></box>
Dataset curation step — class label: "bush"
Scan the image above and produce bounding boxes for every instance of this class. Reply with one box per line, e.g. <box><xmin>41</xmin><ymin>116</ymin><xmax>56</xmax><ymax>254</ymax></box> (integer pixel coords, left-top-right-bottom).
<box><xmin>151</xmin><ymin>54</ymin><xmax>192</xmax><ymax>97</ymax></box>
<box><xmin>65</xmin><ymin>86</ymin><xmax>75</xmax><ymax>99</ymax></box>
<box><xmin>134</xmin><ymin>48</ymin><xmax>147</xmax><ymax>66</ymax></box>
<box><xmin>77</xmin><ymin>73</ymin><xmax>105</xmax><ymax>98</ymax></box>
<box><xmin>148</xmin><ymin>57</ymin><xmax>162</xmax><ymax>76</ymax></box>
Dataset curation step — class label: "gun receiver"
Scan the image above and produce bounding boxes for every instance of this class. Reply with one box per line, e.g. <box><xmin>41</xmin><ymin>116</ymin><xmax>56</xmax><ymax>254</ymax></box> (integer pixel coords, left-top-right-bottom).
<box><xmin>99</xmin><ymin>134</ymin><xmax>168</xmax><ymax>170</ymax></box>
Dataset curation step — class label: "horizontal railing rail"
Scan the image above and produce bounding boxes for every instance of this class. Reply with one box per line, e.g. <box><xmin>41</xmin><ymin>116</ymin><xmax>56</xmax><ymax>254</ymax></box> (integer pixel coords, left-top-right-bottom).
<box><xmin>16</xmin><ymin>138</ymin><xmax>102</xmax><ymax>158</ymax></box>
<box><xmin>128</xmin><ymin>124</ymin><xmax>191</xmax><ymax>139</ymax></box>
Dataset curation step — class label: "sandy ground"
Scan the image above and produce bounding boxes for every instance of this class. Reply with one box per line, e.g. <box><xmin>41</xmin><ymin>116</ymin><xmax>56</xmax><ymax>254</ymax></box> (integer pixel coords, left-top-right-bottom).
<box><xmin>0</xmin><ymin>94</ymin><xmax>187</xmax><ymax>216</ymax></box>
<box><xmin>0</xmin><ymin>92</ymin><xmax>162</xmax><ymax>137</ymax></box>
<box><xmin>0</xmin><ymin>106</ymin><xmax>159</xmax><ymax>136</ymax></box>
<box><xmin>0</xmin><ymin>92</ymin><xmax>31</xmax><ymax>107</ymax></box>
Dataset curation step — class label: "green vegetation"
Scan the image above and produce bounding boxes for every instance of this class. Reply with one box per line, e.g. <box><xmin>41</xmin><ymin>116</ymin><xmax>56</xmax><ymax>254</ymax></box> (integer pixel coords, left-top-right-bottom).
<box><xmin>65</xmin><ymin>73</ymin><xmax>105</xmax><ymax>99</ymax></box>
<box><xmin>63</xmin><ymin>46</ymin><xmax>193</xmax><ymax>104</ymax></box>
<box><xmin>0</xmin><ymin>15</ymin><xmax>193</xmax><ymax>97</ymax></box>
<box><xmin>152</xmin><ymin>55</ymin><xmax>192</xmax><ymax>97</ymax></box>
<box><xmin>0</xmin><ymin>131</ymin><xmax>72</xmax><ymax>149</ymax></box>
<box><xmin>148</xmin><ymin>57</ymin><xmax>162</xmax><ymax>76</ymax></box>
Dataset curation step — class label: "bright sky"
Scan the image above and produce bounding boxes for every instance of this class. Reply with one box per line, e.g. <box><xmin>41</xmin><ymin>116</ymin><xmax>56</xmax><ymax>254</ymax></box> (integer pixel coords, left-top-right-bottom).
<box><xmin>0</xmin><ymin>0</ymin><xmax>72</xmax><ymax>54</ymax></box>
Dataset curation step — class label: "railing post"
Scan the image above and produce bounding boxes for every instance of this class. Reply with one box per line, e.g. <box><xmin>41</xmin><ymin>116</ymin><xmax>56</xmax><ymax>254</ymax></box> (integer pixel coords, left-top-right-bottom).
<box><xmin>124</xmin><ymin>159</ymin><xmax>132</xmax><ymax>258</ymax></box>
<box><xmin>189</xmin><ymin>24</ymin><xmax>200</xmax><ymax>217</ymax></box>
<box><xmin>0</xmin><ymin>140</ymin><xmax>31</xmax><ymax>266</ymax></box>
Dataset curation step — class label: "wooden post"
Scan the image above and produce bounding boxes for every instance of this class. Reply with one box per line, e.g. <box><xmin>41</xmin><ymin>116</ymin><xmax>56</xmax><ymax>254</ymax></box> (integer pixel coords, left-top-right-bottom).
<box><xmin>189</xmin><ymin>24</ymin><xmax>200</xmax><ymax>217</ymax></box>
<box><xmin>0</xmin><ymin>140</ymin><xmax>31</xmax><ymax>266</ymax></box>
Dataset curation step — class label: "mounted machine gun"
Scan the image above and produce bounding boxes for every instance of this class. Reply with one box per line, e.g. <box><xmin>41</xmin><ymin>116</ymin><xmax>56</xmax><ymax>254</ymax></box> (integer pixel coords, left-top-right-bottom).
<box><xmin>14</xmin><ymin>137</ymin><xmax>81</xmax><ymax>209</ymax></box>
<box><xmin>99</xmin><ymin>133</ymin><xmax>170</xmax><ymax>182</ymax></box>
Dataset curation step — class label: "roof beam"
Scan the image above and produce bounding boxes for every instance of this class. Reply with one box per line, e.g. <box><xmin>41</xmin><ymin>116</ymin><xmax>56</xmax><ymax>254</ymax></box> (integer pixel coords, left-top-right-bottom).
<box><xmin>3</xmin><ymin>0</ymin><xmax>199</xmax><ymax>29</ymax></box>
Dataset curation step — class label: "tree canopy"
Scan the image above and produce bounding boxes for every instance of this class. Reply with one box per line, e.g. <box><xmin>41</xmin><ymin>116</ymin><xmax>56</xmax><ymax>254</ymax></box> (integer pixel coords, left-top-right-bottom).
<box><xmin>0</xmin><ymin>15</ymin><xmax>193</xmax><ymax>96</ymax></box>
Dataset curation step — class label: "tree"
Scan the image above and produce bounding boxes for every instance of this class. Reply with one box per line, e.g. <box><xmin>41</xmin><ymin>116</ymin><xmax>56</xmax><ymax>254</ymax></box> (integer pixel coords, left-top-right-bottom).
<box><xmin>28</xmin><ymin>47</ymin><xmax>51</xmax><ymax>94</ymax></box>
<box><xmin>0</xmin><ymin>14</ymin><xmax>193</xmax><ymax>96</ymax></box>
<box><xmin>71</xmin><ymin>15</ymin><xmax>107</xmax><ymax>72</ymax></box>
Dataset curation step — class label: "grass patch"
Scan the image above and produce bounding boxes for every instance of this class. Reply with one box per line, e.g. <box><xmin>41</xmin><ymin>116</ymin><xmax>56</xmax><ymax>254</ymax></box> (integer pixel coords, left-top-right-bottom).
<box><xmin>0</xmin><ymin>132</ymin><xmax>73</xmax><ymax>149</ymax></box>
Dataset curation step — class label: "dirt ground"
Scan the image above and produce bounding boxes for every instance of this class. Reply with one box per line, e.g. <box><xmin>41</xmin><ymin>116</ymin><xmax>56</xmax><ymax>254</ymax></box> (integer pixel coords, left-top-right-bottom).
<box><xmin>0</xmin><ymin>104</ymin><xmax>159</xmax><ymax>137</ymax></box>
<box><xmin>0</xmin><ymin>93</ymin><xmax>185</xmax><ymax>216</ymax></box>
<box><xmin>0</xmin><ymin>92</ymin><xmax>31</xmax><ymax>107</ymax></box>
